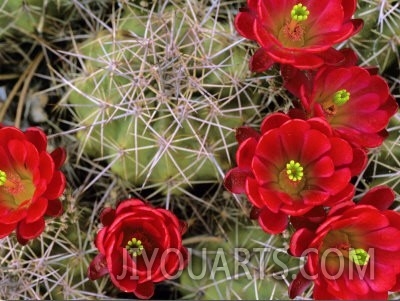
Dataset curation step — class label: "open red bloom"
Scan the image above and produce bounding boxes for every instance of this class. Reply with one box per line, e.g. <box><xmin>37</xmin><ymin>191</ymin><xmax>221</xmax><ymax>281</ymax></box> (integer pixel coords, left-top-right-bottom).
<box><xmin>0</xmin><ymin>126</ymin><xmax>66</xmax><ymax>245</ymax></box>
<box><xmin>235</xmin><ymin>0</ymin><xmax>363</xmax><ymax>71</ymax></box>
<box><xmin>88</xmin><ymin>199</ymin><xmax>188</xmax><ymax>299</ymax></box>
<box><xmin>289</xmin><ymin>186</ymin><xmax>400</xmax><ymax>300</ymax></box>
<box><xmin>224</xmin><ymin>113</ymin><xmax>366</xmax><ymax>234</ymax></box>
<box><xmin>298</xmin><ymin>66</ymin><xmax>398</xmax><ymax>148</ymax></box>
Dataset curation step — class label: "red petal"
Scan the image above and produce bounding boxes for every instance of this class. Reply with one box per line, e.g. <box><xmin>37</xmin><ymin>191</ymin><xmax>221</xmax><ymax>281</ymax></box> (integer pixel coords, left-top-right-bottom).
<box><xmin>0</xmin><ymin>127</ymin><xmax>24</xmax><ymax>145</ymax></box>
<box><xmin>249</xmin><ymin>206</ymin><xmax>261</xmax><ymax>220</ymax></box>
<box><xmin>358</xmin><ymin>185</ymin><xmax>395</xmax><ymax>210</ymax></box>
<box><xmin>235</xmin><ymin>126</ymin><xmax>260</xmax><ymax>145</ymax></box>
<box><xmin>249</xmin><ymin>48</ymin><xmax>275</xmax><ymax>72</ymax></box>
<box><xmin>39</xmin><ymin>151</ymin><xmax>55</xmax><ymax>183</ymax></box>
<box><xmin>178</xmin><ymin>220</ymin><xmax>188</xmax><ymax>235</ymax></box>
<box><xmin>279</xmin><ymin>120</ymin><xmax>310</xmax><ymax>159</ymax></box>
<box><xmin>50</xmin><ymin>147</ymin><xmax>66</xmax><ymax>169</ymax></box>
<box><xmin>8</xmin><ymin>139</ymin><xmax>27</xmax><ymax>165</ymax></box>
<box><xmin>348</xmin><ymin>147</ymin><xmax>367</xmax><ymax>176</ymax></box>
<box><xmin>327</xmin><ymin>137</ymin><xmax>353</xmax><ymax>166</ymax></box>
<box><xmin>258</xmin><ymin>188</ymin><xmax>283</xmax><ymax>213</ymax></box>
<box><xmin>236</xmin><ymin>137</ymin><xmax>257</xmax><ymax>168</ymax></box>
<box><xmin>290</xmin><ymin>206</ymin><xmax>327</xmax><ymax>231</ymax></box>
<box><xmin>257</xmin><ymin>207</ymin><xmax>288</xmax><ymax>234</ymax></box>
<box><xmin>260</xmin><ymin>112</ymin><xmax>290</xmax><ymax>133</ymax></box>
<box><xmin>0</xmin><ymin>222</ymin><xmax>17</xmax><ymax>238</ymax></box>
<box><xmin>109</xmin><ymin>250</ymin><xmax>138</xmax><ymax>292</ymax></box>
<box><xmin>88</xmin><ymin>253</ymin><xmax>109</xmax><ymax>280</ymax></box>
<box><xmin>318</xmin><ymin>47</ymin><xmax>346</xmax><ymax>66</ymax></box>
<box><xmin>1</xmin><ymin>206</ymin><xmax>27</xmax><ymax>224</ymax></box>
<box><xmin>17</xmin><ymin>217</ymin><xmax>45</xmax><ymax>244</ymax></box>
<box><xmin>43</xmin><ymin>170</ymin><xmax>66</xmax><ymax>199</ymax></box>
<box><xmin>134</xmin><ymin>281</ymin><xmax>155</xmax><ymax>299</ymax></box>
<box><xmin>291</xmin><ymin>52</ymin><xmax>325</xmax><ymax>70</ymax></box>
<box><xmin>289</xmin><ymin>228</ymin><xmax>315</xmax><ymax>257</ymax></box>
<box><xmin>313</xmin><ymin>168</ymin><xmax>351</xmax><ymax>194</ymax></box>
<box><xmin>245</xmin><ymin>177</ymin><xmax>265</xmax><ymax>209</ymax></box>
<box><xmin>306</xmin><ymin>0</ymin><xmax>344</xmax><ymax>34</ymax></box>
<box><xmin>234</xmin><ymin>10</ymin><xmax>257</xmax><ymax>41</ymax></box>
<box><xmin>300</xmin><ymin>130</ymin><xmax>331</xmax><ymax>165</ymax></box>
<box><xmin>288</xmin><ymin>269</ymin><xmax>312</xmax><ymax>299</ymax></box>
<box><xmin>363</xmin><ymin>227</ymin><xmax>400</xmax><ymax>251</ymax></box>
<box><xmin>252</xmin><ymin>156</ymin><xmax>279</xmax><ymax>185</ymax></box>
<box><xmin>308</xmin><ymin>156</ymin><xmax>334</xmax><ymax>178</ymax></box>
<box><xmin>224</xmin><ymin>167</ymin><xmax>253</xmax><ymax>194</ymax></box>
<box><xmin>300</xmin><ymin>189</ymin><xmax>330</xmax><ymax>206</ymax></box>
<box><xmin>255</xmin><ymin>129</ymin><xmax>285</xmax><ymax>167</ymax></box>
<box><xmin>100</xmin><ymin>208</ymin><xmax>116</xmax><ymax>226</ymax></box>
<box><xmin>115</xmin><ymin>199</ymin><xmax>146</xmax><ymax>215</ymax></box>
<box><xmin>45</xmin><ymin>199</ymin><xmax>63</xmax><ymax>217</ymax></box>
<box><xmin>25</xmin><ymin>197</ymin><xmax>48</xmax><ymax>223</ymax></box>
<box><xmin>24</xmin><ymin>127</ymin><xmax>47</xmax><ymax>152</ymax></box>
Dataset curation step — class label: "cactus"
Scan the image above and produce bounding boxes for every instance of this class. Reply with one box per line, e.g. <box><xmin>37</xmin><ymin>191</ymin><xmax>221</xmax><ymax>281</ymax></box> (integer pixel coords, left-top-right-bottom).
<box><xmin>179</xmin><ymin>220</ymin><xmax>301</xmax><ymax>300</ymax></box>
<box><xmin>0</xmin><ymin>193</ymin><xmax>109</xmax><ymax>300</ymax></box>
<box><xmin>61</xmin><ymin>1</ymin><xmax>277</xmax><ymax>196</ymax></box>
<box><xmin>366</xmin><ymin>113</ymin><xmax>400</xmax><ymax>194</ymax></box>
<box><xmin>0</xmin><ymin>0</ymin><xmax>114</xmax><ymax>38</ymax></box>
<box><xmin>350</xmin><ymin>0</ymin><xmax>400</xmax><ymax>72</ymax></box>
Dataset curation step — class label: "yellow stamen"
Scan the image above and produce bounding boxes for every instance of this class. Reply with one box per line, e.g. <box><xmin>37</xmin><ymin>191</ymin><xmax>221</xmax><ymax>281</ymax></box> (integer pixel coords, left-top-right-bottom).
<box><xmin>349</xmin><ymin>248</ymin><xmax>370</xmax><ymax>266</ymax></box>
<box><xmin>291</xmin><ymin>3</ymin><xmax>310</xmax><ymax>22</ymax></box>
<box><xmin>125</xmin><ymin>237</ymin><xmax>144</xmax><ymax>257</ymax></box>
<box><xmin>333</xmin><ymin>89</ymin><xmax>350</xmax><ymax>106</ymax></box>
<box><xmin>286</xmin><ymin>160</ymin><xmax>304</xmax><ymax>182</ymax></box>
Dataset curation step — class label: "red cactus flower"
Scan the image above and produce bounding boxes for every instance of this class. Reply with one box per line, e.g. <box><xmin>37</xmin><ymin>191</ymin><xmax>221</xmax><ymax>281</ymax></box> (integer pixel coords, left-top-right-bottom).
<box><xmin>0</xmin><ymin>126</ymin><xmax>66</xmax><ymax>245</ymax></box>
<box><xmin>235</xmin><ymin>0</ymin><xmax>363</xmax><ymax>72</ymax></box>
<box><xmin>224</xmin><ymin>113</ymin><xmax>366</xmax><ymax>234</ymax></box>
<box><xmin>88</xmin><ymin>199</ymin><xmax>188</xmax><ymax>299</ymax></box>
<box><xmin>289</xmin><ymin>186</ymin><xmax>400</xmax><ymax>300</ymax></box>
<box><xmin>298</xmin><ymin>66</ymin><xmax>398</xmax><ymax>148</ymax></box>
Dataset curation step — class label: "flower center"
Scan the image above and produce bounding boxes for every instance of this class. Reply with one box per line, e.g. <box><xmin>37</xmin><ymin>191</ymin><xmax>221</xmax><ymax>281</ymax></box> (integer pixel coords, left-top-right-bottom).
<box><xmin>291</xmin><ymin>3</ymin><xmax>310</xmax><ymax>21</ymax></box>
<box><xmin>286</xmin><ymin>160</ymin><xmax>304</xmax><ymax>182</ymax></box>
<box><xmin>0</xmin><ymin>170</ymin><xmax>22</xmax><ymax>192</ymax></box>
<box><xmin>125</xmin><ymin>237</ymin><xmax>144</xmax><ymax>257</ymax></box>
<box><xmin>0</xmin><ymin>169</ymin><xmax>35</xmax><ymax>210</ymax></box>
<box><xmin>349</xmin><ymin>248</ymin><xmax>370</xmax><ymax>266</ymax></box>
<box><xmin>278</xmin><ymin>3</ymin><xmax>309</xmax><ymax>47</ymax></box>
<box><xmin>333</xmin><ymin>89</ymin><xmax>350</xmax><ymax>106</ymax></box>
<box><xmin>320</xmin><ymin>89</ymin><xmax>350</xmax><ymax>116</ymax></box>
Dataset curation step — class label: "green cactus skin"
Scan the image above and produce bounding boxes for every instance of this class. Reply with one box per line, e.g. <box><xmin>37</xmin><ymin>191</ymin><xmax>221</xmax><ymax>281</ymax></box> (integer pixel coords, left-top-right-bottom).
<box><xmin>352</xmin><ymin>0</ymin><xmax>400</xmax><ymax>72</ymax></box>
<box><xmin>368</xmin><ymin>114</ymin><xmax>400</xmax><ymax>194</ymax></box>
<box><xmin>179</xmin><ymin>222</ymin><xmax>299</xmax><ymax>300</ymax></box>
<box><xmin>66</xmin><ymin>2</ymin><xmax>267</xmax><ymax>195</ymax></box>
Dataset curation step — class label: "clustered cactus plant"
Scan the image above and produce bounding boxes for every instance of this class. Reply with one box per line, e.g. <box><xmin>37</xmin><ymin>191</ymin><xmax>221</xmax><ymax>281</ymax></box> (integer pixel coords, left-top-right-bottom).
<box><xmin>62</xmin><ymin>0</ymin><xmax>276</xmax><ymax>197</ymax></box>
<box><xmin>0</xmin><ymin>0</ymin><xmax>398</xmax><ymax>299</ymax></box>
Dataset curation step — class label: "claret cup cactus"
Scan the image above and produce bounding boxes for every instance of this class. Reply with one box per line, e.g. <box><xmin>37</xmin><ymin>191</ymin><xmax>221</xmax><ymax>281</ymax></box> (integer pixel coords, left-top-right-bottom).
<box><xmin>64</xmin><ymin>1</ymin><xmax>271</xmax><ymax>195</ymax></box>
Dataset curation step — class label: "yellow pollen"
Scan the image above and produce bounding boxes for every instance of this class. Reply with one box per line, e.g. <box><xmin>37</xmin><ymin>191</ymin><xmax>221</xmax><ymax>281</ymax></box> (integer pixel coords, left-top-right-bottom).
<box><xmin>333</xmin><ymin>89</ymin><xmax>350</xmax><ymax>106</ymax></box>
<box><xmin>286</xmin><ymin>160</ymin><xmax>304</xmax><ymax>182</ymax></box>
<box><xmin>125</xmin><ymin>237</ymin><xmax>144</xmax><ymax>257</ymax></box>
<box><xmin>349</xmin><ymin>248</ymin><xmax>370</xmax><ymax>266</ymax></box>
<box><xmin>291</xmin><ymin>3</ymin><xmax>310</xmax><ymax>22</ymax></box>
<box><xmin>0</xmin><ymin>170</ymin><xmax>7</xmax><ymax>186</ymax></box>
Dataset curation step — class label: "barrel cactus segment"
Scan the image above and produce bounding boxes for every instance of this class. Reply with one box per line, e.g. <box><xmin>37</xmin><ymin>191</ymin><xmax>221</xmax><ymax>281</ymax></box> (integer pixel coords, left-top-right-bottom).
<box><xmin>179</xmin><ymin>221</ymin><xmax>300</xmax><ymax>300</ymax></box>
<box><xmin>350</xmin><ymin>0</ymin><xmax>400</xmax><ymax>72</ymax></box>
<box><xmin>63</xmin><ymin>1</ymin><xmax>273</xmax><ymax>195</ymax></box>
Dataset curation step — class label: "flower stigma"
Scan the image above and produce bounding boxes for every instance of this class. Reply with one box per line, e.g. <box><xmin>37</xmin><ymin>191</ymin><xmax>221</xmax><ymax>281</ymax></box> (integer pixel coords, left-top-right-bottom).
<box><xmin>0</xmin><ymin>170</ymin><xmax>7</xmax><ymax>186</ymax></box>
<box><xmin>0</xmin><ymin>169</ymin><xmax>21</xmax><ymax>193</ymax></box>
<box><xmin>291</xmin><ymin>3</ymin><xmax>310</xmax><ymax>21</ymax></box>
<box><xmin>279</xmin><ymin>3</ymin><xmax>309</xmax><ymax>47</ymax></box>
<box><xmin>126</xmin><ymin>237</ymin><xmax>144</xmax><ymax>257</ymax></box>
<box><xmin>333</xmin><ymin>89</ymin><xmax>350</xmax><ymax>106</ymax></box>
<box><xmin>286</xmin><ymin>160</ymin><xmax>304</xmax><ymax>182</ymax></box>
<box><xmin>349</xmin><ymin>248</ymin><xmax>370</xmax><ymax>266</ymax></box>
